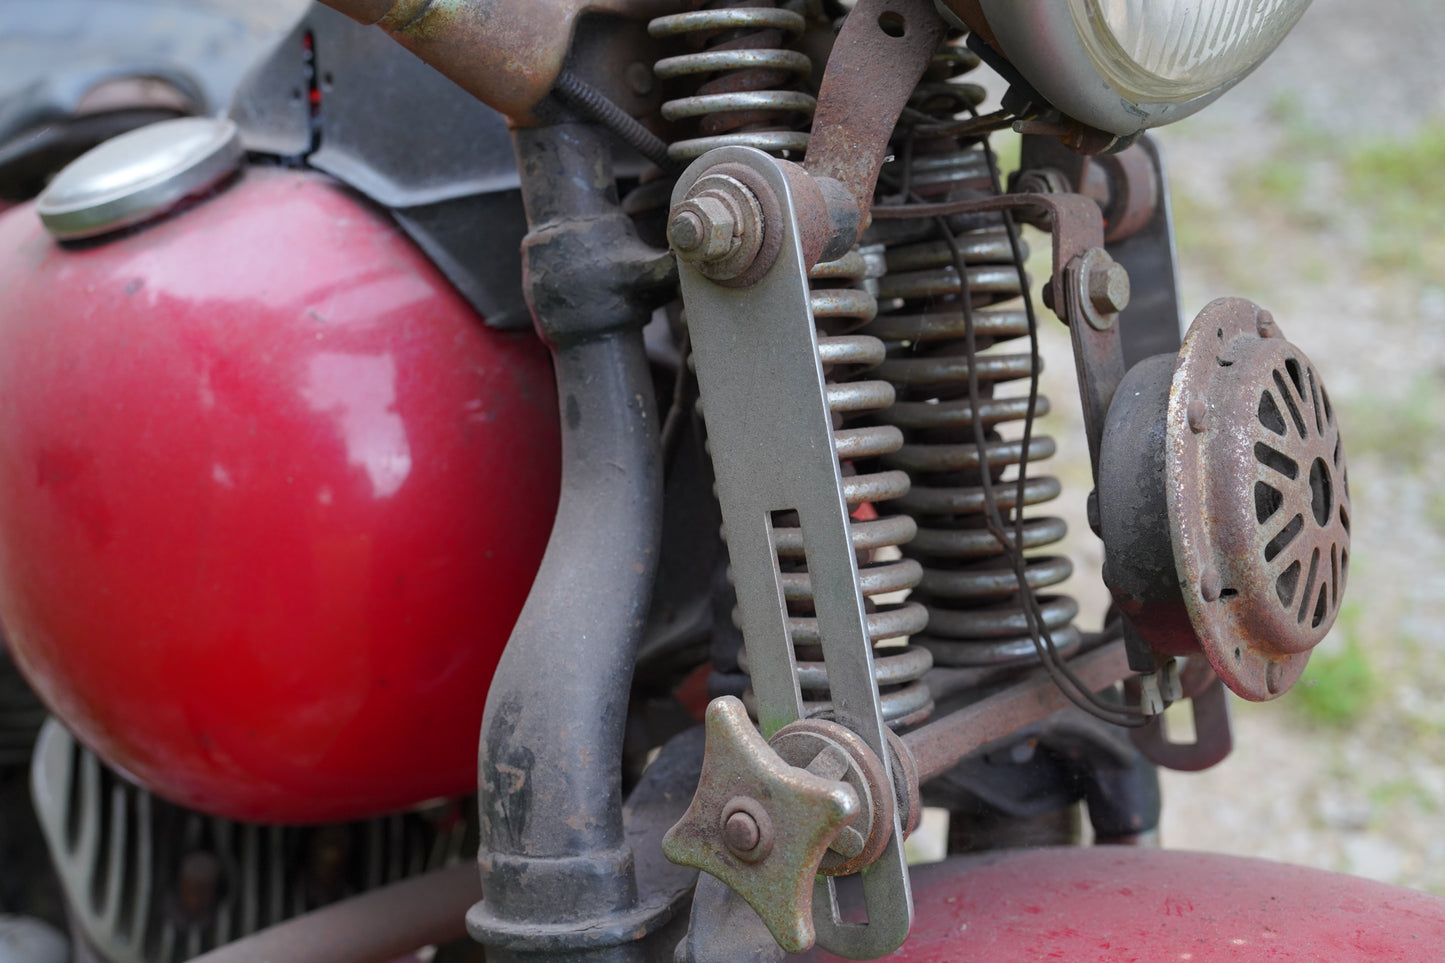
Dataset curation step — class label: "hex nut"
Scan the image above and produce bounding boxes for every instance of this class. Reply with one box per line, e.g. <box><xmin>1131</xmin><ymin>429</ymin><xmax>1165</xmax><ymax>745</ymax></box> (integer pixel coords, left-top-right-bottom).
<box><xmin>668</xmin><ymin>192</ymin><xmax>739</xmax><ymax>263</ymax></box>
<box><xmin>1088</xmin><ymin>259</ymin><xmax>1131</xmax><ymax>315</ymax></box>
<box><xmin>669</xmin><ymin>171</ymin><xmax>767</xmax><ymax>283</ymax></box>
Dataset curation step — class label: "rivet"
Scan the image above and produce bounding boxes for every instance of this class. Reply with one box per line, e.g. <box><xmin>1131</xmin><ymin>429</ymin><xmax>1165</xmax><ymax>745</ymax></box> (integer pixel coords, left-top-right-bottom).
<box><xmin>720</xmin><ymin>798</ymin><xmax>774</xmax><ymax>862</ymax></box>
<box><xmin>724</xmin><ymin>810</ymin><xmax>761</xmax><ymax>855</ymax></box>
<box><xmin>1187</xmin><ymin>398</ymin><xmax>1207</xmax><ymax>433</ymax></box>
<box><xmin>1266</xmin><ymin>661</ymin><xmax>1285</xmax><ymax>695</ymax></box>
<box><xmin>1200</xmin><ymin>567</ymin><xmax>1221</xmax><ymax>602</ymax></box>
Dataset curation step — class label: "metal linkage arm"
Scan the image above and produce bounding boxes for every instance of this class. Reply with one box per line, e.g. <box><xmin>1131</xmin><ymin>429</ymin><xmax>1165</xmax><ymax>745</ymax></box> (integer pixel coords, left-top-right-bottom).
<box><xmin>665</xmin><ymin>146</ymin><xmax>912</xmax><ymax>960</ymax></box>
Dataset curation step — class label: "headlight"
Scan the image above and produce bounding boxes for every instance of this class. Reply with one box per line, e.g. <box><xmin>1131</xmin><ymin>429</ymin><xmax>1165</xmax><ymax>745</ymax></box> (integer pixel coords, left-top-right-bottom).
<box><xmin>972</xmin><ymin>0</ymin><xmax>1312</xmax><ymax>137</ymax></box>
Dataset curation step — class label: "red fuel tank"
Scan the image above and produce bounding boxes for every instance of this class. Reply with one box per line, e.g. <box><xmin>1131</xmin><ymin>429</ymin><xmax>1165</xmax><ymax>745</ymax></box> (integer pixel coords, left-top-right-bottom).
<box><xmin>0</xmin><ymin>166</ymin><xmax>559</xmax><ymax>823</ymax></box>
<box><xmin>807</xmin><ymin>848</ymin><xmax>1445</xmax><ymax>962</ymax></box>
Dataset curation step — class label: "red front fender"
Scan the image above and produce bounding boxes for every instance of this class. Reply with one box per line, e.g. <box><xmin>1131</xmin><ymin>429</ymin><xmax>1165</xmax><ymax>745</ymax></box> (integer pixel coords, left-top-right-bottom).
<box><xmin>806</xmin><ymin>847</ymin><xmax>1445</xmax><ymax>961</ymax></box>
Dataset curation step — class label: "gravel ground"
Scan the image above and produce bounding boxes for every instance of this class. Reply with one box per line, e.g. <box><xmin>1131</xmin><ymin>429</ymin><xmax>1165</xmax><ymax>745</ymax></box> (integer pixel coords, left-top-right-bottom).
<box><xmin>1121</xmin><ymin>0</ymin><xmax>1445</xmax><ymax>895</ymax></box>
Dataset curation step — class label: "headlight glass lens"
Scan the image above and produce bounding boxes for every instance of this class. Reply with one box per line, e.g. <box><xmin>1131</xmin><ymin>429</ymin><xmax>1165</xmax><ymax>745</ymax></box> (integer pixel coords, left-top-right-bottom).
<box><xmin>1067</xmin><ymin>0</ymin><xmax>1312</xmax><ymax>102</ymax></box>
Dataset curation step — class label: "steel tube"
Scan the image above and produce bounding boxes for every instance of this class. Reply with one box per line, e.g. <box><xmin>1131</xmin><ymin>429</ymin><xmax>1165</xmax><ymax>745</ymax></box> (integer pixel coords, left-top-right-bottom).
<box><xmin>903</xmin><ymin>639</ymin><xmax>1132</xmax><ymax>783</ymax></box>
<box><xmin>467</xmin><ymin>122</ymin><xmax>673</xmax><ymax>960</ymax></box>
<box><xmin>187</xmin><ymin>863</ymin><xmax>480</xmax><ymax>963</ymax></box>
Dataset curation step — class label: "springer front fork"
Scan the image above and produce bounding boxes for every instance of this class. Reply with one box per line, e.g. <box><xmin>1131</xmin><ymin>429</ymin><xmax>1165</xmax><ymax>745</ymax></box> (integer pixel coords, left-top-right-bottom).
<box><xmin>655</xmin><ymin>2</ymin><xmax>1143</xmax><ymax>956</ymax></box>
<box><xmin>650</xmin><ymin>2</ymin><xmax>1337</xmax><ymax>958</ymax></box>
<box><xmin>466</xmin><ymin>1</ymin><xmax>1347</xmax><ymax>960</ymax></box>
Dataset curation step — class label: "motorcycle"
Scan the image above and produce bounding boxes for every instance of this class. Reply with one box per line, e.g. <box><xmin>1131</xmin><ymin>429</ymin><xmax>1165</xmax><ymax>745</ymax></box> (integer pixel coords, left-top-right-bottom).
<box><xmin>0</xmin><ymin>0</ymin><xmax>1441</xmax><ymax>960</ymax></box>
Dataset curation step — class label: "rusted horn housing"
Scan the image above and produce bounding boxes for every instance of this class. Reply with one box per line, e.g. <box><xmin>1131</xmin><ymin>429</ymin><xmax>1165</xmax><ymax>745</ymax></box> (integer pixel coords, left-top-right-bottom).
<box><xmin>1098</xmin><ymin>298</ymin><xmax>1350</xmax><ymax>701</ymax></box>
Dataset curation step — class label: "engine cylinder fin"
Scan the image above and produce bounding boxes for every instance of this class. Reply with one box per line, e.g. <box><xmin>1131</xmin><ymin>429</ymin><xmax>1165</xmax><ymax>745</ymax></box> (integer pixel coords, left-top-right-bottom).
<box><xmin>30</xmin><ymin>721</ymin><xmax>472</xmax><ymax>963</ymax></box>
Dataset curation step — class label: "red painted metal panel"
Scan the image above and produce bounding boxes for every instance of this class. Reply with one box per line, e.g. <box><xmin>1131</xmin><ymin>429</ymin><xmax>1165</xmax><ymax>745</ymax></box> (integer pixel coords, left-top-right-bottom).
<box><xmin>807</xmin><ymin>847</ymin><xmax>1445</xmax><ymax>961</ymax></box>
<box><xmin>0</xmin><ymin>168</ymin><xmax>559</xmax><ymax>823</ymax></box>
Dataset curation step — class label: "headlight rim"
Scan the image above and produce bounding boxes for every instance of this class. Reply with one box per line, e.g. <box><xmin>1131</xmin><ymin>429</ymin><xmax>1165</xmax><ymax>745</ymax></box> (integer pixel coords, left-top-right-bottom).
<box><xmin>974</xmin><ymin>0</ymin><xmax>1310</xmax><ymax>137</ymax></box>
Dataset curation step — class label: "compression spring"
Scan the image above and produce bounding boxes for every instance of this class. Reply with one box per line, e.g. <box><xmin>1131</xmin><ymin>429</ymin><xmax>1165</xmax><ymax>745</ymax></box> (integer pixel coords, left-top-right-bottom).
<box><xmin>658</xmin><ymin>4</ymin><xmax>932</xmax><ymax>724</ymax></box>
<box><xmin>648</xmin><ymin>3</ymin><xmax>815</xmax><ymax>162</ymax></box>
<box><xmin>770</xmin><ymin>248</ymin><xmax>934</xmax><ymax>728</ymax></box>
<box><xmin>867</xmin><ymin>42</ymin><xmax>1081</xmax><ymax>673</ymax></box>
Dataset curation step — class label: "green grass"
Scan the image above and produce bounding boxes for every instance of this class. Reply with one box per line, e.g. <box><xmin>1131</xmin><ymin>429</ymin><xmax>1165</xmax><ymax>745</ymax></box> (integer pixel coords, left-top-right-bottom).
<box><xmin>1345</xmin><ymin>121</ymin><xmax>1445</xmax><ymax>275</ymax></box>
<box><xmin>1173</xmin><ymin>95</ymin><xmax>1445</xmax><ymax>293</ymax></box>
<box><xmin>1368</xmin><ymin>777</ymin><xmax>1438</xmax><ymax>815</ymax></box>
<box><xmin>1291</xmin><ymin>603</ymin><xmax>1377</xmax><ymax>727</ymax></box>
<box><xmin>1337</xmin><ymin>373</ymin><xmax>1444</xmax><ymax>470</ymax></box>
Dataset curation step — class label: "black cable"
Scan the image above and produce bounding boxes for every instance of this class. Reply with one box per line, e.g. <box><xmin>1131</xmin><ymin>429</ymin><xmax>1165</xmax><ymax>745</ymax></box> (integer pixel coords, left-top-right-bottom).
<box><xmin>932</xmin><ymin>210</ymin><xmax>1144</xmax><ymax>728</ymax></box>
<box><xmin>893</xmin><ymin>116</ymin><xmax>1146</xmax><ymax>727</ymax></box>
<box><xmin>553</xmin><ymin>71</ymin><xmax>679</xmax><ymax>172</ymax></box>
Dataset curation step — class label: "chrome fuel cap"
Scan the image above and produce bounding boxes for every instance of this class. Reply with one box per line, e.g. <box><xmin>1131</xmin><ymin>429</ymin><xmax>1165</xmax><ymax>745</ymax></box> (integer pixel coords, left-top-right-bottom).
<box><xmin>37</xmin><ymin>117</ymin><xmax>243</xmax><ymax>241</ymax></box>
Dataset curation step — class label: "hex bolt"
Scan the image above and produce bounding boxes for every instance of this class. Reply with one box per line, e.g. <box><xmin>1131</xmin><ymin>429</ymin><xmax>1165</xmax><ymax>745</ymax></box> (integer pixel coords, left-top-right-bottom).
<box><xmin>1087</xmin><ymin>258</ymin><xmax>1131</xmax><ymax>315</ymax></box>
<box><xmin>668</xmin><ymin>191</ymin><xmax>739</xmax><ymax>263</ymax></box>
<box><xmin>668</xmin><ymin>210</ymin><xmax>704</xmax><ymax>251</ymax></box>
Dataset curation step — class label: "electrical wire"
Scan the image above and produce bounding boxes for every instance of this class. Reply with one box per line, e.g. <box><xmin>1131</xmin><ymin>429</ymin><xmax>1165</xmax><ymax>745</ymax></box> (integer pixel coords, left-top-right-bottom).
<box><xmin>885</xmin><ymin>115</ymin><xmax>1147</xmax><ymax>727</ymax></box>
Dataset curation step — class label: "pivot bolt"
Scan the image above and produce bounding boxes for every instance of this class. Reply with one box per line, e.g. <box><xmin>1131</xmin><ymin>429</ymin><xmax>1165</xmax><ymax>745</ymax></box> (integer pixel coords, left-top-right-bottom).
<box><xmin>1087</xmin><ymin>259</ymin><xmax>1131</xmax><ymax>315</ymax></box>
<box><xmin>667</xmin><ymin>169</ymin><xmax>769</xmax><ymax>282</ymax></box>
<box><xmin>668</xmin><ymin>191</ymin><xmax>739</xmax><ymax>263</ymax></box>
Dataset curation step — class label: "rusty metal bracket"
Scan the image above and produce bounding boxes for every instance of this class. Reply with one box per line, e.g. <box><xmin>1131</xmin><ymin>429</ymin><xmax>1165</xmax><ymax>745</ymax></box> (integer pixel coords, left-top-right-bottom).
<box><xmin>1128</xmin><ymin>669</ymin><xmax>1233</xmax><ymax>772</ymax></box>
<box><xmin>1018</xmin><ymin>133</ymin><xmax>1185</xmax><ymax>368</ymax></box>
<box><xmin>902</xmin><ymin>637</ymin><xmax>1133</xmax><ymax>783</ymax></box>
<box><xmin>316</xmin><ymin>0</ymin><xmax>680</xmax><ymax>123</ymax></box>
<box><xmin>804</xmin><ymin>0</ymin><xmax>947</xmax><ymax>232</ymax></box>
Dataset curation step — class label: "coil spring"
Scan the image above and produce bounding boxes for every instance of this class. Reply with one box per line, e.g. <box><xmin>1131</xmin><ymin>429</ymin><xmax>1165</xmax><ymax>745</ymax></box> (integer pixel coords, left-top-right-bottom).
<box><xmin>648</xmin><ymin>3</ymin><xmax>815</xmax><ymax>162</ymax></box>
<box><xmin>656</xmin><ymin>3</ymin><xmax>933</xmax><ymax>725</ymax></box>
<box><xmin>867</xmin><ymin>41</ymin><xmax>1081</xmax><ymax>671</ymax></box>
<box><xmin>756</xmin><ymin>248</ymin><xmax>934</xmax><ymax>728</ymax></box>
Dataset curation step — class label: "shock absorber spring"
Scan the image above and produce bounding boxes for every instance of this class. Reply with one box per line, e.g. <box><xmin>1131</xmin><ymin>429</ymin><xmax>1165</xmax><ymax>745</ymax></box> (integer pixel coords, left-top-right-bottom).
<box><xmin>754</xmin><ymin>248</ymin><xmax>933</xmax><ymax>728</ymax></box>
<box><xmin>654</xmin><ymin>3</ymin><xmax>933</xmax><ymax>725</ymax></box>
<box><xmin>866</xmin><ymin>40</ymin><xmax>1081</xmax><ymax>673</ymax></box>
<box><xmin>648</xmin><ymin>2</ymin><xmax>815</xmax><ymax>163</ymax></box>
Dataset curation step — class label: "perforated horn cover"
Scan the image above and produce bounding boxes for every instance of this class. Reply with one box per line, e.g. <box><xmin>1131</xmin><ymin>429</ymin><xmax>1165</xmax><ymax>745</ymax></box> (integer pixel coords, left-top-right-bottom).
<box><xmin>1169</xmin><ymin>298</ymin><xmax>1350</xmax><ymax>699</ymax></box>
<box><xmin>1099</xmin><ymin>298</ymin><xmax>1350</xmax><ymax>701</ymax></box>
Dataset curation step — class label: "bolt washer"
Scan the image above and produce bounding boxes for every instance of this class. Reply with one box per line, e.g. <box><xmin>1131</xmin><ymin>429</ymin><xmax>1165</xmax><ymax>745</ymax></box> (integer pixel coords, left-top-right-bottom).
<box><xmin>1168</xmin><ymin>298</ymin><xmax>1351</xmax><ymax>700</ymax></box>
